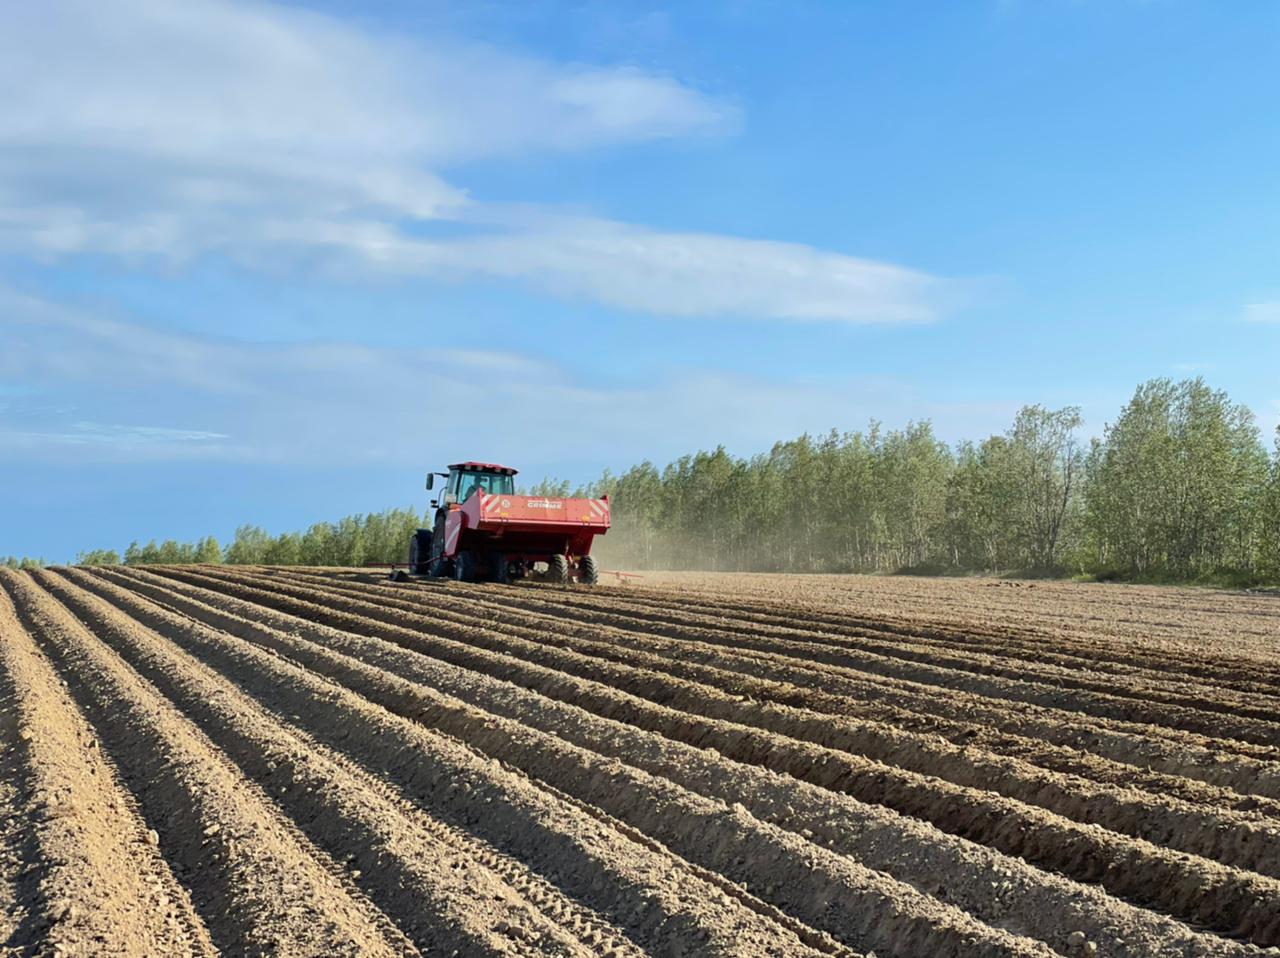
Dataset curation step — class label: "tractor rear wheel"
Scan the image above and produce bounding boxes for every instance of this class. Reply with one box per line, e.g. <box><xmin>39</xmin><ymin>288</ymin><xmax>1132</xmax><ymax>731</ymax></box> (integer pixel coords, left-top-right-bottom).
<box><xmin>408</xmin><ymin>530</ymin><xmax>432</xmax><ymax>575</ymax></box>
<box><xmin>454</xmin><ymin>550</ymin><xmax>477</xmax><ymax>583</ymax></box>
<box><xmin>579</xmin><ymin>554</ymin><xmax>599</xmax><ymax>585</ymax></box>
<box><xmin>547</xmin><ymin>554</ymin><xmax>569</xmax><ymax>584</ymax></box>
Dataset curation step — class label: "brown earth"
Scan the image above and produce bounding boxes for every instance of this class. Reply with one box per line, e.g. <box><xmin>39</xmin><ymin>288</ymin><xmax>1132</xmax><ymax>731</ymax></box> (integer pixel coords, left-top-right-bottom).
<box><xmin>1</xmin><ymin>566</ymin><xmax>1278</xmax><ymax>958</ymax></box>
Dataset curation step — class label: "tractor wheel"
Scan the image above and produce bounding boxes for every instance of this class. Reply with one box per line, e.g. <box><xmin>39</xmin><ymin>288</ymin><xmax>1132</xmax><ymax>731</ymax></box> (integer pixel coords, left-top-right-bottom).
<box><xmin>454</xmin><ymin>550</ymin><xmax>477</xmax><ymax>583</ymax></box>
<box><xmin>427</xmin><ymin>513</ymin><xmax>452</xmax><ymax>577</ymax></box>
<box><xmin>547</xmin><ymin>553</ymin><xmax>569</xmax><ymax>584</ymax></box>
<box><xmin>493</xmin><ymin>554</ymin><xmax>511</xmax><ymax>584</ymax></box>
<box><xmin>578</xmin><ymin>554</ymin><xmax>599</xmax><ymax>585</ymax></box>
<box><xmin>408</xmin><ymin>530</ymin><xmax>432</xmax><ymax>575</ymax></box>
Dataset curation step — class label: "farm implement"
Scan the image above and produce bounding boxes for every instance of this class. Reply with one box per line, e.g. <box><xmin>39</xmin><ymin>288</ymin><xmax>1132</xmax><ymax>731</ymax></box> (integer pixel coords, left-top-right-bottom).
<box><xmin>406</xmin><ymin>461</ymin><xmax>610</xmax><ymax>584</ymax></box>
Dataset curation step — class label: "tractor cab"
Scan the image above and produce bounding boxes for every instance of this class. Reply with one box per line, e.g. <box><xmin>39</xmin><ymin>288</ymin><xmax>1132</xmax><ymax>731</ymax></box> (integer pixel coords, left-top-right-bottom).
<box><xmin>410</xmin><ymin>459</ymin><xmax>608</xmax><ymax>583</ymax></box>
<box><xmin>427</xmin><ymin>462</ymin><xmax>518</xmax><ymax>508</ymax></box>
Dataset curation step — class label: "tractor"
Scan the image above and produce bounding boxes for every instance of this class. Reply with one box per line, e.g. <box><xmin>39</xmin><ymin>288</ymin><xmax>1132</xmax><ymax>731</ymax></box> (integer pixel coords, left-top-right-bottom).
<box><xmin>408</xmin><ymin>461</ymin><xmax>610</xmax><ymax>584</ymax></box>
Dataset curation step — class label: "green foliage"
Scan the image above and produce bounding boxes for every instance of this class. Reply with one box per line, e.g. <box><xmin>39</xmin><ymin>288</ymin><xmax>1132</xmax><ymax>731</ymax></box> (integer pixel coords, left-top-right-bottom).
<box><xmin>124</xmin><ymin>539</ymin><xmax>200</xmax><ymax>565</ymax></box>
<box><xmin>1081</xmin><ymin>379</ymin><xmax>1269</xmax><ymax>579</ymax></box>
<box><xmin>589</xmin><ymin>382</ymin><xmax>1279</xmax><ymax>584</ymax></box>
<box><xmin>75</xmin><ymin>549</ymin><xmax>121</xmax><ymax>566</ymax></box>
<box><xmin>2</xmin><ymin>556</ymin><xmax>48</xmax><ymax>569</ymax></box>
<box><xmin>946</xmin><ymin>406</ymin><xmax>1084</xmax><ymax>572</ymax></box>
<box><xmin>523</xmin><ymin>477</ymin><xmax>578</xmax><ymax>497</ymax></box>
<box><xmin>592</xmin><ymin>423</ymin><xmax>962</xmax><ymax>573</ymax></box>
<box><xmin>223</xmin><ymin>525</ymin><xmax>272</xmax><ymax>565</ymax></box>
<box><xmin>1257</xmin><ymin>428</ymin><xmax>1280</xmax><ymax>577</ymax></box>
<box><xmin>81</xmin><ymin>507</ymin><xmax>429</xmax><ymax>569</ymax></box>
<box><xmin>51</xmin><ymin>378</ymin><xmax>1280</xmax><ymax>584</ymax></box>
<box><xmin>194</xmin><ymin>537</ymin><xmax>224</xmax><ymax>564</ymax></box>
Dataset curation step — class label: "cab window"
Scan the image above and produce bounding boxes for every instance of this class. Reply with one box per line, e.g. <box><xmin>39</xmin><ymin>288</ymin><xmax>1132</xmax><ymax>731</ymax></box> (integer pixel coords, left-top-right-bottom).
<box><xmin>456</xmin><ymin>473</ymin><xmax>480</xmax><ymax>502</ymax></box>
<box><xmin>456</xmin><ymin>471</ymin><xmax>514</xmax><ymax>501</ymax></box>
<box><xmin>484</xmin><ymin>473</ymin><xmax>515</xmax><ymax>495</ymax></box>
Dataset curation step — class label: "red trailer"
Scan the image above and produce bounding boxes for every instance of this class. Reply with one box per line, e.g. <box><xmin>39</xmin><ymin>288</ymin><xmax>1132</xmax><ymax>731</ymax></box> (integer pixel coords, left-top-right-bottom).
<box><xmin>408</xmin><ymin>462</ymin><xmax>610</xmax><ymax>584</ymax></box>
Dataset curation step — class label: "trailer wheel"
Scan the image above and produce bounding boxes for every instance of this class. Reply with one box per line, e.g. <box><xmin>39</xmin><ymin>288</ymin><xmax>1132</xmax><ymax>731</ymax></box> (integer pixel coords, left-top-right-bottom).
<box><xmin>408</xmin><ymin>530</ymin><xmax>432</xmax><ymax>575</ymax></box>
<box><xmin>547</xmin><ymin>554</ymin><xmax>569</xmax><ymax>584</ymax></box>
<box><xmin>428</xmin><ymin>556</ymin><xmax>452</xmax><ymax>578</ymax></box>
<box><xmin>493</xmin><ymin>554</ymin><xmax>511</xmax><ymax>584</ymax></box>
<box><xmin>578</xmin><ymin>554</ymin><xmax>599</xmax><ymax>586</ymax></box>
<box><xmin>454</xmin><ymin>550</ymin><xmax>477</xmax><ymax>583</ymax></box>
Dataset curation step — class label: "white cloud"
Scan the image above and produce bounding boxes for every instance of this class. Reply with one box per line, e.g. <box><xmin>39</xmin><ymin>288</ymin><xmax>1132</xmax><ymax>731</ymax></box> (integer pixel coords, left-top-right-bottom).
<box><xmin>4</xmin><ymin>423</ymin><xmax>228</xmax><ymax>447</ymax></box>
<box><xmin>288</xmin><ymin>214</ymin><xmax>954</xmax><ymax>322</ymax></box>
<box><xmin>2</xmin><ymin>0</ymin><xmax>730</xmax><ymax>164</ymax></box>
<box><xmin>1244</xmin><ymin>302</ymin><xmax>1280</xmax><ymax>324</ymax></box>
<box><xmin>0</xmin><ymin>0</ymin><xmax>957</xmax><ymax>324</ymax></box>
<box><xmin>0</xmin><ymin>290</ymin><xmax>993</xmax><ymax>468</ymax></box>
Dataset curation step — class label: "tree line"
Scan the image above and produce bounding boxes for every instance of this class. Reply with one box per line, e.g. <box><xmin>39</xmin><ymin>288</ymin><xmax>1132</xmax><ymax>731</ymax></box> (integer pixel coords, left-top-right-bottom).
<box><xmin>58</xmin><ymin>507</ymin><xmax>430</xmax><ymax>571</ymax></box>
<box><xmin>540</xmin><ymin>377</ymin><xmax>1280</xmax><ymax>584</ymax></box>
<box><xmin>8</xmin><ymin>376</ymin><xmax>1277</xmax><ymax>585</ymax></box>
<box><xmin>1</xmin><ymin>556</ymin><xmax>49</xmax><ymax>570</ymax></box>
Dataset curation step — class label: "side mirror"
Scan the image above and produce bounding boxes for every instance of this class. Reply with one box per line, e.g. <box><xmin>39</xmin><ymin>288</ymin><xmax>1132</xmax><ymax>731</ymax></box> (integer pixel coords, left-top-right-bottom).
<box><xmin>426</xmin><ymin>474</ymin><xmax>434</xmax><ymax>490</ymax></box>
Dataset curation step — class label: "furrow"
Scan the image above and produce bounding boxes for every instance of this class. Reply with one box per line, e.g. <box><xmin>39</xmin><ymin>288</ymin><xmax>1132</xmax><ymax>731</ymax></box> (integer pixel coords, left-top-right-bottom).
<box><xmin>115</xmin><ymin>565</ymin><xmax>1280</xmax><ymax>947</ymax></box>
<box><xmin>635</xmin><ymin>579</ymin><xmax>1280</xmax><ymax>692</ymax></box>
<box><xmin>416</xmin><ymin>576</ymin><xmax>1280</xmax><ymax>743</ymax></box>
<box><xmin>0</xmin><ymin>591</ymin><xmax>36</xmax><ymax>951</ymax></box>
<box><xmin>0</xmin><ymin>575</ymin><xmax>215</xmax><ymax>957</ymax></box>
<box><xmin>74</xmin><ymin>568</ymin><xmax>1057</xmax><ymax>958</ymax></box>
<box><xmin>664</xmin><ymin>576</ymin><xmax>1280</xmax><ymax>653</ymax></box>
<box><xmin>269</xmin><ymin>569</ymin><xmax>1280</xmax><ymax>771</ymax></box>
<box><xmin>99</xmin><ymin>569</ymin><xmax>1274</xmax><ymax>958</ymax></box>
<box><xmin>168</xmin><ymin>565</ymin><xmax>1280</xmax><ymax>880</ymax></box>
<box><xmin>581</xmin><ymin>573</ymin><xmax>1280</xmax><ymax>651</ymax></box>
<box><xmin>517</xmin><ymin>577</ymin><xmax>1280</xmax><ymax>695</ymax></box>
<box><xmin>37</xmin><ymin>568</ymin><xmax>620</xmax><ymax>958</ymax></box>
<box><xmin>62</xmin><ymin>570</ymin><xmax>847</xmax><ymax>958</ymax></box>
<box><xmin>0</xmin><ymin>569</ymin><xmax>412</xmax><ymax>958</ymax></box>
<box><xmin>288</xmin><ymin>568</ymin><xmax>1280</xmax><ymax>794</ymax></box>
<box><xmin>272</xmin><ymin>569</ymin><xmax>1280</xmax><ymax>815</ymax></box>
<box><xmin>394</xmin><ymin>575</ymin><xmax>1264</xmax><ymax>703</ymax></box>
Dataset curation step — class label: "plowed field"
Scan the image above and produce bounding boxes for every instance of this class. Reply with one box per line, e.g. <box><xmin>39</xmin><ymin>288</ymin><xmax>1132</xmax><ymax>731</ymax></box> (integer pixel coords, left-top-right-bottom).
<box><xmin>2</xmin><ymin>566</ymin><xmax>1279</xmax><ymax>958</ymax></box>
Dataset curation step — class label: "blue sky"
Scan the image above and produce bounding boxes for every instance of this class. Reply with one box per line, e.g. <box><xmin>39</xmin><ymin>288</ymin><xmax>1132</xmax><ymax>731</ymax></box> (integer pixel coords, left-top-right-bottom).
<box><xmin>2</xmin><ymin>0</ymin><xmax>1278</xmax><ymax>560</ymax></box>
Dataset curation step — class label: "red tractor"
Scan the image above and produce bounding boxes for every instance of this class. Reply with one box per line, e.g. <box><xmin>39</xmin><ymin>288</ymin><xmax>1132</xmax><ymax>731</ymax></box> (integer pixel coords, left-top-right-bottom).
<box><xmin>409</xmin><ymin>462</ymin><xmax>610</xmax><ymax>584</ymax></box>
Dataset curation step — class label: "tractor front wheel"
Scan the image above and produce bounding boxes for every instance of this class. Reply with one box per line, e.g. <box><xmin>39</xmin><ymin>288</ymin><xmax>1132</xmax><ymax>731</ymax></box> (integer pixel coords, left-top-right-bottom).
<box><xmin>578</xmin><ymin>554</ymin><xmax>599</xmax><ymax>585</ymax></box>
<box><xmin>547</xmin><ymin>554</ymin><xmax>569</xmax><ymax>584</ymax></box>
<box><xmin>454</xmin><ymin>550</ymin><xmax>478</xmax><ymax>583</ymax></box>
<box><xmin>408</xmin><ymin>530</ymin><xmax>432</xmax><ymax>575</ymax></box>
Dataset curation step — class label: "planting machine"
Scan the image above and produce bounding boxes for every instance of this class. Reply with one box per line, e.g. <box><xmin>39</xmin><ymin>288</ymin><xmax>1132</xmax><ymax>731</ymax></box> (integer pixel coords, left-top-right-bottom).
<box><xmin>407</xmin><ymin>461</ymin><xmax>611</xmax><ymax>584</ymax></box>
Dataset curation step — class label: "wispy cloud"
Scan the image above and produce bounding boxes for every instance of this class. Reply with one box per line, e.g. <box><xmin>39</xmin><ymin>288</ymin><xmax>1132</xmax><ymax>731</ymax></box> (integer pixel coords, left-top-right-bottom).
<box><xmin>3</xmin><ymin>423</ymin><xmax>229</xmax><ymax>447</ymax></box>
<box><xmin>291</xmin><ymin>215</ymin><xmax>956</xmax><ymax>323</ymax></box>
<box><xmin>0</xmin><ymin>290</ymin><xmax>1000</xmax><ymax>467</ymax></box>
<box><xmin>1244</xmin><ymin>302</ymin><xmax>1280</xmax><ymax>324</ymax></box>
<box><xmin>0</xmin><ymin>0</ymin><xmax>959</xmax><ymax>324</ymax></box>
